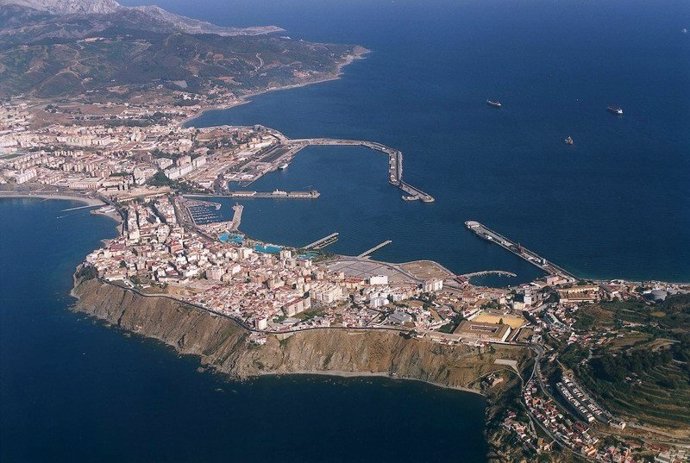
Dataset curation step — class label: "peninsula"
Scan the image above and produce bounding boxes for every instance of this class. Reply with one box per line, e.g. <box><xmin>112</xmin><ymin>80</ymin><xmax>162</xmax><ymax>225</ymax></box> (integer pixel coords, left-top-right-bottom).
<box><xmin>1</xmin><ymin>1</ymin><xmax>689</xmax><ymax>462</ymax></box>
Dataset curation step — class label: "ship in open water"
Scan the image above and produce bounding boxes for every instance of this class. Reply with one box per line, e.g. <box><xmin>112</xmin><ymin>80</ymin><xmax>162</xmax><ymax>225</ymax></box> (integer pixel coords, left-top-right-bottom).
<box><xmin>607</xmin><ymin>105</ymin><xmax>623</xmax><ymax>115</ymax></box>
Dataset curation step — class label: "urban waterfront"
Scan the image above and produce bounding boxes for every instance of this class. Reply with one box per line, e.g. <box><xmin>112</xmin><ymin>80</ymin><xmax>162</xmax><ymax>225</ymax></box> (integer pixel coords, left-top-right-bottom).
<box><xmin>0</xmin><ymin>199</ymin><xmax>487</xmax><ymax>462</ymax></box>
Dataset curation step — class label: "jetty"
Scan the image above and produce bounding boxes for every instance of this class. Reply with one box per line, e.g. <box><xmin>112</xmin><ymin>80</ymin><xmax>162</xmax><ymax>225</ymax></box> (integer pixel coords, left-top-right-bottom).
<box><xmin>304</xmin><ymin>232</ymin><xmax>339</xmax><ymax>250</ymax></box>
<box><xmin>465</xmin><ymin>221</ymin><xmax>576</xmax><ymax>282</ymax></box>
<box><xmin>460</xmin><ymin>270</ymin><xmax>517</xmax><ymax>279</ymax></box>
<box><xmin>358</xmin><ymin>240</ymin><xmax>392</xmax><ymax>258</ymax></box>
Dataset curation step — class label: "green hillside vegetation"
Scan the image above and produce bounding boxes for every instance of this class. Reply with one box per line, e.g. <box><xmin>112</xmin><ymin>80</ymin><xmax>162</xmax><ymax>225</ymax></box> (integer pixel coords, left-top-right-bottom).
<box><xmin>0</xmin><ymin>6</ymin><xmax>355</xmax><ymax>98</ymax></box>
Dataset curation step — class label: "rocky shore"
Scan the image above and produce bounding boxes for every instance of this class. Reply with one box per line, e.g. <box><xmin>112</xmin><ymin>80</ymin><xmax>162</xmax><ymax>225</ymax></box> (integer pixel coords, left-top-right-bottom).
<box><xmin>71</xmin><ymin>274</ymin><xmax>530</xmax><ymax>393</ymax></box>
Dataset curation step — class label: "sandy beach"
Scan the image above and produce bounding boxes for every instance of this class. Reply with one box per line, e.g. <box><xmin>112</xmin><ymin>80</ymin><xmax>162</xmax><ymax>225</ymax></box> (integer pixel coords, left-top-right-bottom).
<box><xmin>0</xmin><ymin>191</ymin><xmax>105</xmax><ymax>207</ymax></box>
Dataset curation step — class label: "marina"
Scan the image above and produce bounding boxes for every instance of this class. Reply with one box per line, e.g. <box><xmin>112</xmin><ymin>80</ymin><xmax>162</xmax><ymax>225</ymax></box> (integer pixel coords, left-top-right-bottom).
<box><xmin>184</xmin><ymin>199</ymin><xmax>224</xmax><ymax>225</ymax></box>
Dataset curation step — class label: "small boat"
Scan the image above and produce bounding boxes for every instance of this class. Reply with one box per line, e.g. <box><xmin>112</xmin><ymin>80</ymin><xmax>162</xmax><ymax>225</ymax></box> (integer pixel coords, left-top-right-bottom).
<box><xmin>486</xmin><ymin>99</ymin><xmax>502</xmax><ymax>108</ymax></box>
<box><xmin>607</xmin><ymin>105</ymin><xmax>623</xmax><ymax>115</ymax></box>
<box><xmin>278</xmin><ymin>163</ymin><xmax>289</xmax><ymax>170</ymax></box>
<box><xmin>564</xmin><ymin>136</ymin><xmax>574</xmax><ymax>145</ymax></box>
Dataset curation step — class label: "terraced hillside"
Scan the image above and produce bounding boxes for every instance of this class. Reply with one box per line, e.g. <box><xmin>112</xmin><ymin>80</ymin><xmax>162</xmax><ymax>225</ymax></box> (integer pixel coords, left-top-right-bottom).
<box><xmin>568</xmin><ymin>295</ymin><xmax>690</xmax><ymax>436</ymax></box>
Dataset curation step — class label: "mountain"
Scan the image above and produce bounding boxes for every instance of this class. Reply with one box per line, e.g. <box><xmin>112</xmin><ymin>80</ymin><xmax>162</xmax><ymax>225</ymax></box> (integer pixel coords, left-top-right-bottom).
<box><xmin>2</xmin><ymin>0</ymin><xmax>120</xmax><ymax>15</ymax></box>
<box><xmin>0</xmin><ymin>0</ymin><xmax>284</xmax><ymax>36</ymax></box>
<box><xmin>0</xmin><ymin>1</ymin><xmax>358</xmax><ymax>99</ymax></box>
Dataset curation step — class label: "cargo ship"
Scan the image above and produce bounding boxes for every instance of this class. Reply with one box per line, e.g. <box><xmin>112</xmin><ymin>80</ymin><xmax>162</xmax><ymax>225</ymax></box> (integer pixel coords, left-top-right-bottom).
<box><xmin>607</xmin><ymin>105</ymin><xmax>623</xmax><ymax>115</ymax></box>
<box><xmin>486</xmin><ymin>99</ymin><xmax>502</xmax><ymax>108</ymax></box>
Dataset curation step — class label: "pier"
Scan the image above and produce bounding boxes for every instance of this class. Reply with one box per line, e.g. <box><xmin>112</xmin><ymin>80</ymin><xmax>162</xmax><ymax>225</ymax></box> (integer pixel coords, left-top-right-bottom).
<box><xmin>304</xmin><ymin>232</ymin><xmax>339</xmax><ymax>250</ymax></box>
<box><xmin>61</xmin><ymin>204</ymin><xmax>100</xmax><ymax>212</ymax></box>
<box><xmin>286</xmin><ymin>138</ymin><xmax>434</xmax><ymax>203</ymax></box>
<box><xmin>230</xmin><ymin>204</ymin><xmax>243</xmax><ymax>231</ymax></box>
<box><xmin>358</xmin><ymin>240</ymin><xmax>392</xmax><ymax>258</ymax></box>
<box><xmin>465</xmin><ymin>221</ymin><xmax>577</xmax><ymax>281</ymax></box>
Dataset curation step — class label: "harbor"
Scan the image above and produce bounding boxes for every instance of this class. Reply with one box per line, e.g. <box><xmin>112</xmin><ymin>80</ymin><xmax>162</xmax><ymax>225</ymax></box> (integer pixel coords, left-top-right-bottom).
<box><xmin>285</xmin><ymin>138</ymin><xmax>435</xmax><ymax>203</ymax></box>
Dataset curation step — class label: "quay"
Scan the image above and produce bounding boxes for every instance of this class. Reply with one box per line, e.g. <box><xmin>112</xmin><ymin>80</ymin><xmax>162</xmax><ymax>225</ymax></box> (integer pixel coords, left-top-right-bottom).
<box><xmin>358</xmin><ymin>240</ymin><xmax>392</xmax><ymax>258</ymax></box>
<box><xmin>286</xmin><ymin>138</ymin><xmax>434</xmax><ymax>203</ymax></box>
<box><xmin>465</xmin><ymin>221</ymin><xmax>577</xmax><ymax>282</ymax></box>
<box><xmin>304</xmin><ymin>232</ymin><xmax>339</xmax><ymax>250</ymax></box>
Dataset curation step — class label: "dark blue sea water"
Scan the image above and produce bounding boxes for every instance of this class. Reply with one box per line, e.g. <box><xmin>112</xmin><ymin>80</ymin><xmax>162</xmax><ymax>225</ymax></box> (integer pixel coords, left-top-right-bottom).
<box><xmin>128</xmin><ymin>0</ymin><xmax>689</xmax><ymax>283</ymax></box>
<box><xmin>0</xmin><ymin>199</ymin><xmax>487</xmax><ymax>462</ymax></box>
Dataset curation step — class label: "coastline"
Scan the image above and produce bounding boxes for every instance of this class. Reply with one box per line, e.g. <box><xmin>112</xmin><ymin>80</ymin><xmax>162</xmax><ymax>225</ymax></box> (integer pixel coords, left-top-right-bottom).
<box><xmin>182</xmin><ymin>46</ymin><xmax>371</xmax><ymax>127</ymax></box>
<box><xmin>0</xmin><ymin>191</ymin><xmax>105</xmax><ymax>207</ymax></box>
<box><xmin>253</xmin><ymin>369</ymin><xmax>484</xmax><ymax>396</ymax></box>
<box><xmin>0</xmin><ymin>191</ymin><xmax>124</xmax><ymax>229</ymax></box>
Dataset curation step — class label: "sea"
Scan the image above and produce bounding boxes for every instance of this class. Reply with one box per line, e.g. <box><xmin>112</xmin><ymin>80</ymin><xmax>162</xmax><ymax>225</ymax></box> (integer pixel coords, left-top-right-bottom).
<box><xmin>2</xmin><ymin>0</ymin><xmax>689</xmax><ymax>460</ymax></box>
<box><xmin>180</xmin><ymin>0</ymin><xmax>689</xmax><ymax>285</ymax></box>
<box><xmin>0</xmin><ymin>199</ymin><xmax>487</xmax><ymax>462</ymax></box>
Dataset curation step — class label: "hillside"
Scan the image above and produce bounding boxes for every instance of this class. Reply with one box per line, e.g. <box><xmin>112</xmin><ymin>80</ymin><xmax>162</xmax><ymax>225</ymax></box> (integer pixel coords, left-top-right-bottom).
<box><xmin>0</xmin><ymin>1</ymin><xmax>359</xmax><ymax>99</ymax></box>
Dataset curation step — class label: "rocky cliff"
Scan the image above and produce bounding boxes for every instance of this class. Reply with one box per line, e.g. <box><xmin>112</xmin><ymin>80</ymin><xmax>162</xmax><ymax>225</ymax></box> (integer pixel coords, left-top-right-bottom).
<box><xmin>71</xmin><ymin>277</ymin><xmax>530</xmax><ymax>392</ymax></box>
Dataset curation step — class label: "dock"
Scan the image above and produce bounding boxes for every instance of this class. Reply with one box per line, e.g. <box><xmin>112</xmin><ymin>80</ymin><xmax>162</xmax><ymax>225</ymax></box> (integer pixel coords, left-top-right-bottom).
<box><xmin>286</xmin><ymin>138</ymin><xmax>434</xmax><ymax>203</ymax></box>
<box><xmin>304</xmin><ymin>232</ymin><xmax>339</xmax><ymax>250</ymax></box>
<box><xmin>465</xmin><ymin>221</ymin><xmax>577</xmax><ymax>282</ymax></box>
<box><xmin>358</xmin><ymin>240</ymin><xmax>392</xmax><ymax>258</ymax></box>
